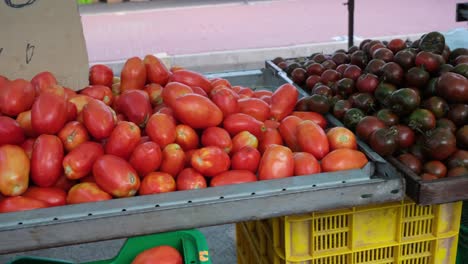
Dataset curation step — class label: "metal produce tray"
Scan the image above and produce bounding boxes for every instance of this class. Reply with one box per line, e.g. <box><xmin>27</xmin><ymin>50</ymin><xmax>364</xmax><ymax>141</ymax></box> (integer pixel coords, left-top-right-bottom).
<box><xmin>0</xmin><ymin>68</ymin><xmax>404</xmax><ymax>255</ymax></box>
<box><xmin>265</xmin><ymin>58</ymin><xmax>468</xmax><ymax>205</ymax></box>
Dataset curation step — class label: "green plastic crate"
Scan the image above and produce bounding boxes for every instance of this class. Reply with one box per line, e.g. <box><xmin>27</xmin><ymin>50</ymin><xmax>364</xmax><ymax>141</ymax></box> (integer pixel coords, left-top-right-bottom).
<box><xmin>8</xmin><ymin>229</ymin><xmax>211</xmax><ymax>264</ymax></box>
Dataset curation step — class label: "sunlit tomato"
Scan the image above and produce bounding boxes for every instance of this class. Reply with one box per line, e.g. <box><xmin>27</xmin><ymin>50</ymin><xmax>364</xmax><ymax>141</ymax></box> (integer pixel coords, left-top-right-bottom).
<box><xmin>175</xmin><ymin>124</ymin><xmax>199</xmax><ymax>151</ymax></box>
<box><xmin>139</xmin><ymin>172</ymin><xmax>176</xmax><ymax>195</ymax></box>
<box><xmin>63</xmin><ymin>142</ymin><xmax>104</xmax><ymax>180</ymax></box>
<box><xmin>258</xmin><ymin>144</ymin><xmax>294</xmax><ymax>180</ymax></box>
<box><xmin>68</xmin><ymin>94</ymin><xmax>92</xmax><ymax>114</ymax></box>
<box><xmin>237</xmin><ymin>87</ymin><xmax>255</xmax><ymax>98</ymax></box>
<box><xmin>120</xmin><ymin>57</ymin><xmax>146</xmax><ymax>92</ymax></box>
<box><xmin>259</xmin><ymin>127</ymin><xmax>283</xmax><ymax>154</ymax></box>
<box><xmin>210</xmin><ymin>84</ymin><xmax>231</xmax><ymax>97</ymax></box>
<box><xmin>326</xmin><ymin>127</ymin><xmax>357</xmax><ymax>150</ymax></box>
<box><xmin>423</xmin><ymin>160</ymin><xmax>447</xmax><ymax>178</ymax></box>
<box><xmin>173</xmin><ymin>94</ymin><xmax>223</xmax><ymax>129</ymax></box>
<box><xmin>0</xmin><ymin>145</ymin><xmax>29</xmax><ymax>196</ymax></box>
<box><xmin>169</xmin><ymin>69</ymin><xmax>212</xmax><ymax>94</ymax></box>
<box><xmin>278</xmin><ymin>115</ymin><xmax>302</xmax><ymax>152</ymax></box>
<box><xmin>293</xmin><ymin>152</ymin><xmax>321</xmax><ymax>176</ymax></box>
<box><xmin>0</xmin><ymin>79</ymin><xmax>35</xmax><ymax>116</ymax></box>
<box><xmin>176</xmin><ymin>168</ymin><xmax>207</xmax><ymax>191</ymax></box>
<box><xmin>39</xmin><ymin>84</ymin><xmax>66</xmax><ymax>99</ymax></box>
<box><xmin>170</xmin><ymin>66</ymin><xmax>185</xmax><ymax>73</ymax></box>
<box><xmin>160</xmin><ymin>144</ymin><xmax>186</xmax><ymax>177</ymax></box>
<box><xmin>144</xmin><ymin>54</ymin><xmax>171</xmax><ymax>86</ymax></box>
<box><xmin>161</xmin><ymin>82</ymin><xmax>193</xmax><ymax>109</ymax></box>
<box><xmin>31</xmin><ymin>71</ymin><xmax>57</xmax><ymax>96</ymax></box>
<box><xmin>210</xmin><ymin>170</ymin><xmax>257</xmax><ymax>187</ymax></box>
<box><xmin>223</xmin><ymin>113</ymin><xmax>266</xmax><ymax>139</ymax></box>
<box><xmin>144</xmin><ymin>83</ymin><xmax>164</xmax><ymax>106</ymax></box>
<box><xmin>192</xmin><ymin>146</ymin><xmax>230</xmax><ymax>177</ymax></box>
<box><xmin>270</xmin><ymin>84</ymin><xmax>299</xmax><ymax>121</ymax></box>
<box><xmin>231</xmin><ymin>146</ymin><xmax>261</xmax><ymax>173</ymax></box>
<box><xmin>145</xmin><ymin>113</ymin><xmax>176</xmax><ymax>148</ymax></box>
<box><xmin>238</xmin><ymin>98</ymin><xmax>270</xmax><ymax>121</ymax></box>
<box><xmin>16</xmin><ymin>111</ymin><xmax>34</xmax><ymax>138</ymax></box>
<box><xmin>105</xmin><ymin>121</ymin><xmax>141</xmax><ymax>159</ymax></box>
<box><xmin>291</xmin><ymin>111</ymin><xmax>328</xmax><ymax>129</ymax></box>
<box><xmin>231</xmin><ymin>131</ymin><xmax>258</xmax><ymax>153</ymax></box>
<box><xmin>66</xmin><ymin>182</ymin><xmax>112</xmax><ymax>204</ymax></box>
<box><xmin>211</xmin><ymin>88</ymin><xmax>240</xmax><ymax>117</ymax></box>
<box><xmin>129</xmin><ymin>142</ymin><xmax>162</xmax><ymax>176</ymax></box>
<box><xmin>82</xmin><ymin>99</ymin><xmax>116</xmax><ymax>140</ymax></box>
<box><xmin>0</xmin><ymin>116</ymin><xmax>25</xmax><ymax>146</ymax></box>
<box><xmin>115</xmin><ymin>90</ymin><xmax>152</xmax><ymax>127</ymax></box>
<box><xmin>21</xmin><ymin>138</ymin><xmax>35</xmax><ymax>159</ymax></box>
<box><xmin>253</xmin><ymin>89</ymin><xmax>273</xmax><ymax>98</ymax></box>
<box><xmin>58</xmin><ymin>121</ymin><xmax>89</xmax><ymax>152</ymax></box>
<box><xmin>297</xmin><ymin>120</ymin><xmax>329</xmax><ymax>160</ymax></box>
<box><xmin>23</xmin><ymin>187</ymin><xmax>66</xmax><ymax>207</ymax></box>
<box><xmin>93</xmin><ymin>155</ymin><xmax>140</xmax><ymax>197</ymax></box>
<box><xmin>211</xmin><ymin>78</ymin><xmax>232</xmax><ymax>89</ymax></box>
<box><xmin>321</xmin><ymin>149</ymin><xmax>368</xmax><ymax>172</ymax></box>
<box><xmin>31</xmin><ymin>135</ymin><xmax>64</xmax><ymax>187</ymax></box>
<box><xmin>0</xmin><ymin>196</ymin><xmax>48</xmax><ymax>213</ymax></box>
<box><xmin>31</xmin><ymin>92</ymin><xmax>67</xmax><ymax>135</ymax></box>
<box><xmin>89</xmin><ymin>64</ymin><xmax>114</xmax><ymax>88</ymax></box>
<box><xmin>80</xmin><ymin>85</ymin><xmax>113</xmax><ymax>106</ymax></box>
<box><xmin>131</xmin><ymin>245</ymin><xmax>183</xmax><ymax>264</ymax></box>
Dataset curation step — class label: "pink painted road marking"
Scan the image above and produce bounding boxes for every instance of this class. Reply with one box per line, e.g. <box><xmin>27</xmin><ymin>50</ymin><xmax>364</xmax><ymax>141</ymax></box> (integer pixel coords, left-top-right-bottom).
<box><xmin>81</xmin><ymin>0</ymin><xmax>466</xmax><ymax>62</ymax></box>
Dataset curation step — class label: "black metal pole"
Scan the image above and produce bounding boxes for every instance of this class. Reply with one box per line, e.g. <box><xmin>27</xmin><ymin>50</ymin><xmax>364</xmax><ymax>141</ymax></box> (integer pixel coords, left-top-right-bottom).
<box><xmin>347</xmin><ymin>0</ymin><xmax>355</xmax><ymax>48</ymax></box>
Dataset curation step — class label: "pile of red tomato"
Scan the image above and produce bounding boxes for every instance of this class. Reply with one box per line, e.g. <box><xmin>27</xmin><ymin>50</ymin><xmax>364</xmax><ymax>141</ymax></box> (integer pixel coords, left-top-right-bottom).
<box><xmin>0</xmin><ymin>55</ymin><xmax>368</xmax><ymax>214</ymax></box>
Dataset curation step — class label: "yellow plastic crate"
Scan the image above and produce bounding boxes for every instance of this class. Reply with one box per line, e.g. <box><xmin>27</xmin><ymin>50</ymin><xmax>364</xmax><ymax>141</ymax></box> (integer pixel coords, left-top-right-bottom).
<box><xmin>236</xmin><ymin>199</ymin><xmax>462</xmax><ymax>264</ymax></box>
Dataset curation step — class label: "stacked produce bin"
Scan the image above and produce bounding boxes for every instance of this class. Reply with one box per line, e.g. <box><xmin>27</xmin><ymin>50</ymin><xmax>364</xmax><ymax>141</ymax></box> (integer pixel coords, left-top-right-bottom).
<box><xmin>237</xmin><ymin>200</ymin><xmax>461</xmax><ymax>263</ymax></box>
